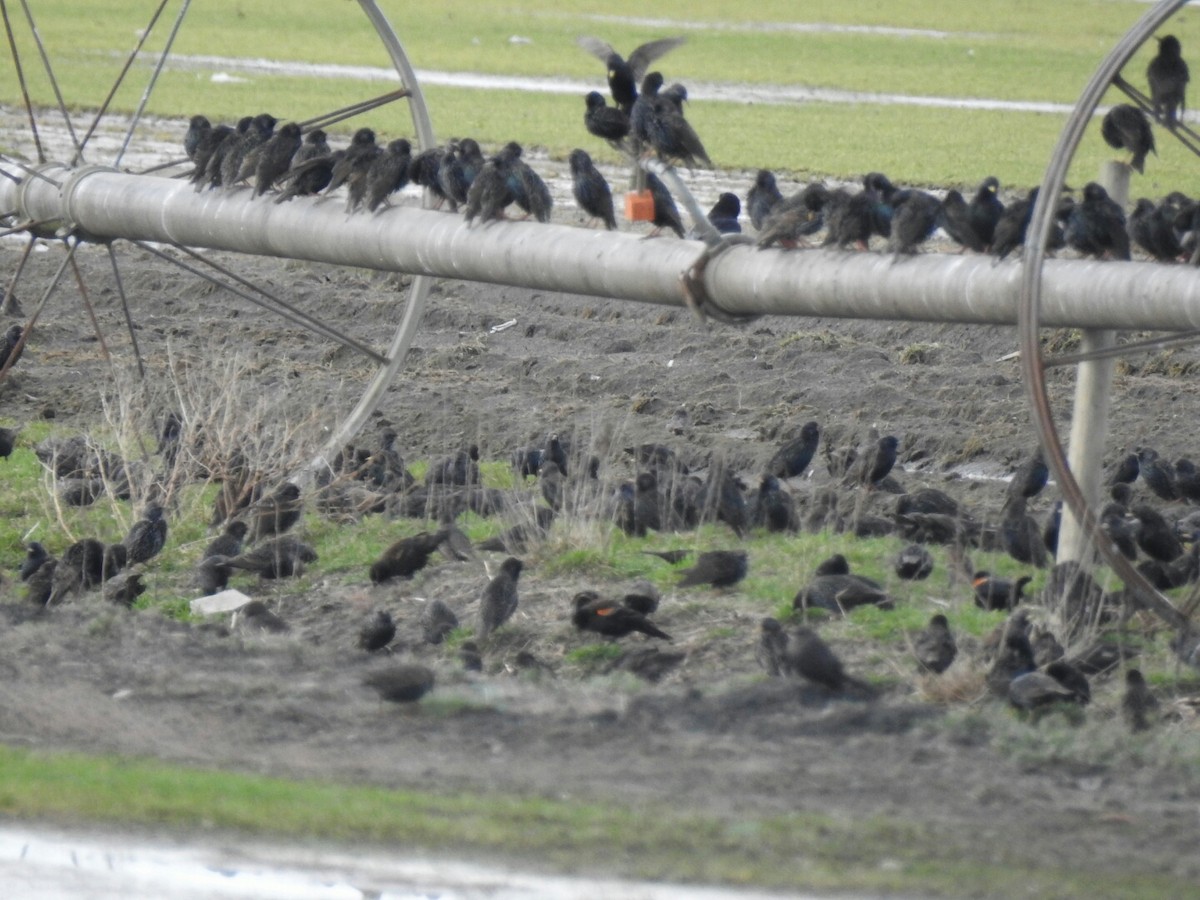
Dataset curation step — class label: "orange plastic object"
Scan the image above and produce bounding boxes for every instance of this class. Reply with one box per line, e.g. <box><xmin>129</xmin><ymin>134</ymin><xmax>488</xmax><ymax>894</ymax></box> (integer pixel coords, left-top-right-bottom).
<box><xmin>624</xmin><ymin>190</ymin><xmax>655</xmax><ymax>222</ymax></box>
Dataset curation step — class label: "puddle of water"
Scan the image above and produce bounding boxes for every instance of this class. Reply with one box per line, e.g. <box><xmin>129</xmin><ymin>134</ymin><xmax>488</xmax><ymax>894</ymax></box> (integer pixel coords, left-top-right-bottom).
<box><xmin>0</xmin><ymin>824</ymin><xmax>812</xmax><ymax>900</ymax></box>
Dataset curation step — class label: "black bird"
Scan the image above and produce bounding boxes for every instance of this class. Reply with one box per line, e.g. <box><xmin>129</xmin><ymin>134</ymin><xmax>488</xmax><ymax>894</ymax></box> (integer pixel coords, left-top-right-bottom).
<box><xmin>205</xmin><ymin>520</ymin><xmax>248</xmax><ymax>561</ymax></box>
<box><xmin>1102</xmin><ymin>104</ymin><xmax>1155</xmax><ymax>174</ymax></box>
<box><xmin>767</xmin><ymin>421</ymin><xmax>820</xmax><ymax>479</ymax></box>
<box><xmin>1132</xmin><ymin>503</ymin><xmax>1183</xmax><ymax>562</ymax></box>
<box><xmin>968</xmin><ymin>176</ymin><xmax>1005</xmax><ymax>248</ymax></box>
<box><xmin>822</xmin><ymin>186</ymin><xmax>875</xmax><ymax>250</ymax></box>
<box><xmin>1031</xmin><ymin>627</ymin><xmax>1065</xmax><ymax>668</ymax></box>
<box><xmin>973</xmin><ymin>571</ymin><xmax>1032</xmax><ymax>611</ymax></box>
<box><xmin>0</xmin><ymin>324</ymin><xmax>25</xmax><ymax>372</ymax></box>
<box><xmin>196</xmin><ymin>555</ymin><xmax>232</xmax><ymax>595</ymax></box>
<box><xmin>436</xmin><ymin>139</ymin><xmax>477</xmax><ymax>212</ymax></box>
<box><xmin>642</xmin><ymin>549</ymin><xmax>691</xmax><ymax>564</ymax></box>
<box><xmin>569</xmin><ymin>148</ymin><xmax>617</xmax><ymax>230</ymax></box>
<box><xmin>104</xmin><ymin>571</ymin><xmax>146</xmax><ymax>608</ymax></box>
<box><xmin>508</xmin><ymin>145</ymin><xmax>554</xmax><ymax>223</ymax></box>
<box><xmin>363</xmin><ymin>664</ymin><xmax>435</xmax><ymax>705</ymax></box>
<box><xmin>370</xmin><ymin>529</ymin><xmax>450</xmax><ymax>583</ymax></box>
<box><xmin>364</xmin><ymin>138</ymin><xmax>412</xmax><ymax>213</ymax></box>
<box><xmin>426</xmin><ymin>444</ymin><xmax>480</xmax><ymax>486</ymax></box>
<box><xmin>1137</xmin><ymin>448</ymin><xmax>1178</xmax><ymax>501</ymax></box>
<box><xmin>639</xmin><ymin>74</ymin><xmax>711</xmax><ymax>168</ymax></box>
<box><xmin>464</xmin><ymin>144</ymin><xmax>520</xmax><ymax>225</ymax></box>
<box><xmin>1147</xmin><ymin>35</ymin><xmax>1189</xmax><ymax>126</ymax></box>
<box><xmin>20</xmin><ymin>541</ymin><xmax>49</xmax><ymax>581</ymax></box>
<box><xmin>888</xmin><ymin>190</ymin><xmax>941</xmax><ymax>255</ymax></box>
<box><xmin>222</xmin><ymin>535</ymin><xmax>318</xmax><ymax>579</ymax></box>
<box><xmin>677</xmin><ymin>550</ymin><xmax>748</xmax><ymax>589</ymax></box>
<box><xmin>1175</xmin><ymin>458</ymin><xmax>1200</xmax><ymax>503</ymax></box>
<box><xmin>576</xmin><ymin>35</ymin><xmax>686</xmax><ymax>115</ymax></box>
<box><xmin>458</xmin><ymin>640</ymin><xmax>483</xmax><ymax>672</ymax></box>
<box><xmin>938</xmin><ymin>189</ymin><xmax>988</xmax><ymax>253</ymax></box>
<box><xmin>747</xmin><ymin>169</ymin><xmax>784</xmax><ymax>231</ymax></box>
<box><xmin>234</xmin><ymin>599</ymin><xmax>290</xmax><ymax>634</ymax></box>
<box><xmin>913</xmin><ymin>614</ymin><xmax>957</xmax><ymax>674</ymax></box>
<box><xmin>189</xmin><ymin>121</ymin><xmax>231</xmax><ymax>187</ymax></box>
<box><xmin>1109</xmin><ymin>452</ymin><xmax>1140</xmax><ymax>486</ymax></box>
<box><xmin>183</xmin><ymin>114</ymin><xmax>211</xmax><ymax>161</ymax></box>
<box><xmin>196</xmin><ymin>117</ymin><xmax>247</xmax><ymax>190</ymax></box>
<box><xmin>358</xmin><ymin>610</ymin><xmax>396</xmax><ymax>652</ymax></box>
<box><xmin>252</xmin><ymin>122</ymin><xmax>302</xmax><ymax>198</ymax></box>
<box><xmin>222</xmin><ymin>112</ymin><xmax>277</xmax><ymax>188</ymax></box>
<box><xmin>794</xmin><ymin>567</ymin><xmax>891</xmax><ymax>615</ymax></box>
<box><xmin>0</xmin><ymin>425</ymin><xmax>19</xmax><ymax>461</ymax></box>
<box><xmin>408</xmin><ymin>146</ymin><xmax>449</xmax><ymax>206</ymax></box>
<box><xmin>986</xmin><ymin>632</ymin><xmax>1037</xmax><ymax>696</ymax></box>
<box><xmin>421</xmin><ymin>598</ymin><xmax>459</xmax><ymax>645</ymax></box>
<box><xmin>124</xmin><ymin>504</ymin><xmax>168</xmax><ymax>565</ymax></box>
<box><xmin>583</xmin><ymin>91</ymin><xmax>631</xmax><ymax>149</ymax></box>
<box><xmin>58</xmin><ymin>538</ymin><xmax>110</xmax><ymax>591</ymax></box>
<box><xmin>645</xmin><ymin>172</ymin><xmax>684</xmax><ymax>237</ymax></box>
<box><xmin>755</xmin><ymin>183</ymin><xmax>828</xmax><ymax>250</ymax></box>
<box><xmin>24</xmin><ymin>556</ymin><xmax>57</xmax><ymax>606</ymax></box>
<box><xmin>895</xmin><ymin>543</ymin><xmax>934</xmax><ymax>581</ymax></box>
<box><xmin>814</xmin><ymin>553</ymin><xmax>850</xmax><ymax>576</ymax></box>
<box><xmin>781</xmin><ymin>625</ymin><xmax>872</xmax><ymax>693</ymax></box>
<box><xmin>707</xmin><ymin>192</ymin><xmax>741</xmax><ymax>234</ymax></box>
<box><xmin>1008</xmin><ymin>668</ymin><xmax>1080</xmax><ymax>714</ymax></box>
<box><xmin>572</xmin><ymin>591</ymin><xmax>671</xmax><ymax>640</ymax></box>
<box><xmin>749</xmin><ymin>475</ymin><xmax>798</xmax><ymax>533</ymax></box>
<box><xmin>293</xmin><ymin>128</ymin><xmax>330</xmax><ymax>165</ymax></box>
<box><xmin>1122</xmin><ymin>668</ymin><xmax>1159</xmax><ymax>732</ymax></box>
<box><xmin>864</xmin><ymin>435</ymin><xmax>900</xmax><ymax>486</ymax></box>
<box><xmin>1066</xmin><ymin>182</ymin><xmax>1130</xmax><ymax>260</ymax></box>
<box><xmin>274</xmin><ymin>151</ymin><xmax>338</xmax><ymax>204</ymax></box>
<box><xmin>325</xmin><ymin>127</ymin><xmax>379</xmax><ymax>199</ymax></box>
<box><xmin>622</xmin><ymin>580</ymin><xmax>661</xmax><ymax>616</ymax></box>
<box><xmin>991</xmin><ymin>188</ymin><xmax>1039</xmax><ymax>260</ymax></box>
<box><xmin>245</xmin><ymin>482</ymin><xmax>303</xmax><ymax>542</ymax></box>
<box><xmin>478</xmin><ymin>557</ymin><xmax>523</xmax><ymax>639</ymax></box>
<box><xmin>1129</xmin><ymin>197</ymin><xmax>1183</xmax><ymax>261</ymax></box>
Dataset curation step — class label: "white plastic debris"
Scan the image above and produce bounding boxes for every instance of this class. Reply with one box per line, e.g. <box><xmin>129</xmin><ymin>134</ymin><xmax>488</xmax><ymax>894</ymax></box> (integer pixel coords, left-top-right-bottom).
<box><xmin>190</xmin><ymin>589</ymin><xmax>254</xmax><ymax>616</ymax></box>
<box><xmin>489</xmin><ymin>319</ymin><xmax>518</xmax><ymax>334</ymax></box>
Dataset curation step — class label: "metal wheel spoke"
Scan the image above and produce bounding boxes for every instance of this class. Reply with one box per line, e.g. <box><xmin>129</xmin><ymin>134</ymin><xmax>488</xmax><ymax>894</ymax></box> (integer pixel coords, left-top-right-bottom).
<box><xmin>131</xmin><ymin>240</ymin><xmax>389</xmax><ymax>366</ymax></box>
<box><xmin>0</xmin><ymin>154</ymin><xmax>62</xmax><ymax>187</ymax></box>
<box><xmin>297</xmin><ymin>87</ymin><xmax>412</xmax><ymax>132</ymax></box>
<box><xmin>15</xmin><ymin>0</ymin><xmax>81</xmax><ymax>161</ymax></box>
<box><xmin>105</xmin><ymin>244</ymin><xmax>146</xmax><ymax>379</ymax></box>
<box><xmin>66</xmin><ymin>243</ymin><xmax>117</xmax><ymax>376</ymax></box>
<box><xmin>1041</xmin><ymin>327</ymin><xmax>1200</xmax><ymax>369</ymax></box>
<box><xmin>1</xmin><ymin>0</ymin><xmax>44</xmax><ymax>163</ymax></box>
<box><xmin>1</xmin><ymin>231</ymin><xmax>35</xmax><ymax>315</ymax></box>
<box><xmin>114</xmin><ymin>0</ymin><xmax>191</xmax><ymax>169</ymax></box>
<box><xmin>1111</xmin><ymin>74</ymin><xmax>1200</xmax><ymax>158</ymax></box>
<box><xmin>0</xmin><ymin>240</ymin><xmax>74</xmax><ymax>384</ymax></box>
<box><xmin>78</xmin><ymin>0</ymin><xmax>171</xmax><ymax>164</ymax></box>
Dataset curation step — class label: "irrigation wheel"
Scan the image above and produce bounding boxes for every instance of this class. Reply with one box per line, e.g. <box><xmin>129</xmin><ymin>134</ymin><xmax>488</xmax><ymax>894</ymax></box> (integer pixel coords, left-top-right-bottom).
<box><xmin>0</xmin><ymin>0</ymin><xmax>436</xmax><ymax>481</ymax></box>
<box><xmin>1019</xmin><ymin>0</ymin><xmax>1196</xmax><ymax>632</ymax></box>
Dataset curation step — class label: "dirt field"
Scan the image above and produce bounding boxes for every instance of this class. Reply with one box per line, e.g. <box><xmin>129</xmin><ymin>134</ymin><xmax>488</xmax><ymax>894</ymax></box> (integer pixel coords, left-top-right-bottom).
<box><xmin>3</xmin><ymin>153</ymin><xmax>1200</xmax><ymax>895</ymax></box>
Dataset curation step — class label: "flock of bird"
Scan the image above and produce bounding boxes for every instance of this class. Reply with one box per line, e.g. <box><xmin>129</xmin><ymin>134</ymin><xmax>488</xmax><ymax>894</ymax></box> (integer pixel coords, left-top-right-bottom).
<box><xmin>9</xmin><ymin>399</ymin><xmax>1199</xmax><ymax>727</ymax></box>
<box><xmin>5</xmin><ymin>34</ymin><xmax>1200</xmax><ymax>719</ymax></box>
<box><xmin>172</xmin><ymin>31</ymin><xmax>1200</xmax><ymax>266</ymax></box>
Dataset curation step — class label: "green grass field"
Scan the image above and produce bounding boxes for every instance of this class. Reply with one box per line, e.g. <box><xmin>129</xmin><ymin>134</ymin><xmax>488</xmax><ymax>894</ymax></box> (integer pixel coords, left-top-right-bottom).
<box><xmin>4</xmin><ymin>1</ymin><xmax>1200</xmax><ymax>190</ymax></box>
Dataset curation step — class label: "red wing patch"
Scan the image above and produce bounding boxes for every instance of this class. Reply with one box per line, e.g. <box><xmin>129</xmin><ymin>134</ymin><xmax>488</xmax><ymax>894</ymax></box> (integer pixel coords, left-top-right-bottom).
<box><xmin>596</xmin><ymin>606</ymin><xmax>619</xmax><ymax>616</ymax></box>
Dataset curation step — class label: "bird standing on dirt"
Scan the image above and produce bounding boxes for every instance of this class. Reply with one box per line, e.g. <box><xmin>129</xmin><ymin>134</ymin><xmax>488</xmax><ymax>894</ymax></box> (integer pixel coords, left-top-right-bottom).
<box><xmin>124</xmin><ymin>504</ymin><xmax>168</xmax><ymax>565</ymax></box>
<box><xmin>1122</xmin><ymin>668</ymin><xmax>1159</xmax><ymax>732</ymax></box>
<box><xmin>364</xmin><ymin>664</ymin><xmax>435</xmax><ymax>705</ymax></box>
<box><xmin>0</xmin><ymin>324</ymin><xmax>25</xmax><ymax>373</ymax></box>
<box><xmin>572</xmin><ymin>591</ymin><xmax>671</xmax><ymax>640</ymax></box>
<box><xmin>358</xmin><ymin>610</ymin><xmax>396</xmax><ymax>652</ymax></box>
<box><xmin>478</xmin><ymin>556</ymin><xmax>523</xmax><ymax>639</ymax></box>
<box><xmin>677</xmin><ymin>550</ymin><xmax>748</xmax><ymax>589</ymax></box>
<box><xmin>766</xmin><ymin>421</ymin><xmax>820</xmax><ymax>480</ymax></box>
<box><xmin>421</xmin><ymin>598</ymin><xmax>460</xmax><ymax>645</ymax></box>
<box><xmin>576</xmin><ymin>35</ymin><xmax>686</xmax><ymax>115</ymax></box>
<box><xmin>370</xmin><ymin>529</ymin><xmax>450</xmax><ymax>583</ymax></box>
<box><xmin>913</xmin><ymin>614</ymin><xmax>957</xmax><ymax>674</ymax></box>
<box><xmin>569</xmin><ymin>148</ymin><xmax>617</xmax><ymax>230</ymax></box>
<box><xmin>221</xmin><ymin>535</ymin><xmax>317</xmax><ymax>579</ymax></box>
<box><xmin>781</xmin><ymin>625</ymin><xmax>873</xmax><ymax>693</ymax></box>
<box><xmin>1101</xmin><ymin>104</ymin><xmax>1155</xmax><ymax>174</ymax></box>
<box><xmin>1147</xmin><ymin>34</ymin><xmax>1189</xmax><ymax>126</ymax></box>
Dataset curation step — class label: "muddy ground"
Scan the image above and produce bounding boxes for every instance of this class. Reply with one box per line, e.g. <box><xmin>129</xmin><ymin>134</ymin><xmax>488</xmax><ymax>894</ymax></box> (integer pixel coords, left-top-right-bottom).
<box><xmin>3</xmin><ymin>148</ymin><xmax>1200</xmax><ymax>895</ymax></box>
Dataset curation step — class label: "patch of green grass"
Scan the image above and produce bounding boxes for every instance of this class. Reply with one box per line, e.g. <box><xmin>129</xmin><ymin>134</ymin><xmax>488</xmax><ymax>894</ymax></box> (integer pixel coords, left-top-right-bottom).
<box><xmin>0</xmin><ymin>742</ymin><xmax>1192</xmax><ymax>897</ymax></box>
<box><xmin>7</xmin><ymin>3</ymin><xmax>1200</xmax><ymax>189</ymax></box>
<box><xmin>564</xmin><ymin>642</ymin><xmax>624</xmax><ymax>666</ymax></box>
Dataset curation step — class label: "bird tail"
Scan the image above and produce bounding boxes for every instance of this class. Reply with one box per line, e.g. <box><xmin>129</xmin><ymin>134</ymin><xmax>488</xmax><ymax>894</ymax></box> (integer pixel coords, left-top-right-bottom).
<box><xmin>639</xmin><ymin>622</ymin><xmax>673</xmax><ymax>641</ymax></box>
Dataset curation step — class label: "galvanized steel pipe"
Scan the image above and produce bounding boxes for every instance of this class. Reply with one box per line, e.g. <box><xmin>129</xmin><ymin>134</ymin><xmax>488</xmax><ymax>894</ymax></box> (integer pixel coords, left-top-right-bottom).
<box><xmin>5</xmin><ymin>162</ymin><xmax>1200</xmax><ymax>331</ymax></box>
